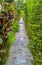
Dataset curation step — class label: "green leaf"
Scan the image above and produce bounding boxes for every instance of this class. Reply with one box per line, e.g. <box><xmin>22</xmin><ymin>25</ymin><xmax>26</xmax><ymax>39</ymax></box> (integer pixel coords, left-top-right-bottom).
<box><xmin>0</xmin><ymin>38</ymin><xmax>3</xmax><ymax>44</ymax></box>
<box><xmin>7</xmin><ymin>31</ymin><xmax>15</xmax><ymax>44</ymax></box>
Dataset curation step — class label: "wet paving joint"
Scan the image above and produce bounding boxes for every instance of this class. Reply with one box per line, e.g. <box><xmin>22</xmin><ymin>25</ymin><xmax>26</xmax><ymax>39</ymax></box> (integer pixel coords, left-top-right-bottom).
<box><xmin>5</xmin><ymin>18</ymin><xmax>33</xmax><ymax>65</ymax></box>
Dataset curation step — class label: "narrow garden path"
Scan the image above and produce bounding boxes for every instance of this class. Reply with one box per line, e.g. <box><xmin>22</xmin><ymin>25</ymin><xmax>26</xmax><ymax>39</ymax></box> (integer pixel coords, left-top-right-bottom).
<box><xmin>5</xmin><ymin>18</ymin><xmax>33</xmax><ymax>65</ymax></box>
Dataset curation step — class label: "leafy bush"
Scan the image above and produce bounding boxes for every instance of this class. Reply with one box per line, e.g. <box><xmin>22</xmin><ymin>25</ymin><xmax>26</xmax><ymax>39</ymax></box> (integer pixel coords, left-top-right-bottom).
<box><xmin>0</xmin><ymin>2</ymin><xmax>19</xmax><ymax>65</ymax></box>
<box><xmin>7</xmin><ymin>31</ymin><xmax>15</xmax><ymax>44</ymax></box>
<box><xmin>24</xmin><ymin>0</ymin><xmax>42</xmax><ymax>65</ymax></box>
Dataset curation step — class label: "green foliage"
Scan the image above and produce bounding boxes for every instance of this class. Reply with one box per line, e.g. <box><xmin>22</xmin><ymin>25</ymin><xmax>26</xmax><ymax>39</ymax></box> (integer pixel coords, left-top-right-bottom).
<box><xmin>6</xmin><ymin>4</ymin><xmax>14</xmax><ymax>11</ymax></box>
<box><xmin>5</xmin><ymin>0</ymin><xmax>14</xmax><ymax>3</ymax></box>
<box><xmin>12</xmin><ymin>21</ymin><xmax>19</xmax><ymax>32</ymax></box>
<box><xmin>0</xmin><ymin>0</ymin><xmax>2</xmax><ymax>4</ymax></box>
<box><xmin>0</xmin><ymin>1</ymin><xmax>19</xmax><ymax>65</ymax></box>
<box><xmin>7</xmin><ymin>31</ymin><xmax>15</xmax><ymax>44</ymax></box>
<box><xmin>0</xmin><ymin>38</ymin><xmax>3</xmax><ymax>45</ymax></box>
<box><xmin>15</xmin><ymin>0</ymin><xmax>25</xmax><ymax>17</ymax></box>
<box><xmin>24</xmin><ymin>0</ymin><xmax>42</xmax><ymax>65</ymax></box>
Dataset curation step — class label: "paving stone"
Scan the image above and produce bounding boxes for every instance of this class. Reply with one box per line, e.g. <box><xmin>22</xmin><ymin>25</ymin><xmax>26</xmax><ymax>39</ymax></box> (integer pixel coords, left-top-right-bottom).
<box><xmin>5</xmin><ymin>18</ymin><xmax>33</xmax><ymax>65</ymax></box>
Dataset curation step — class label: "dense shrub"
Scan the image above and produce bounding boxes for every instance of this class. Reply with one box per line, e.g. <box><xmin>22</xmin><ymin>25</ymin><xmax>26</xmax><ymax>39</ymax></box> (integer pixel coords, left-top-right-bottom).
<box><xmin>24</xmin><ymin>0</ymin><xmax>42</xmax><ymax>65</ymax></box>
<box><xmin>0</xmin><ymin>2</ymin><xmax>19</xmax><ymax>65</ymax></box>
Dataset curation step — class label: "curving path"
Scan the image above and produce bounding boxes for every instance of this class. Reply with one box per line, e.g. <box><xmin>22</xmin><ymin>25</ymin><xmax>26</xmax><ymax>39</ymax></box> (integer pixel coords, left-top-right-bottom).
<box><xmin>5</xmin><ymin>18</ymin><xmax>33</xmax><ymax>65</ymax></box>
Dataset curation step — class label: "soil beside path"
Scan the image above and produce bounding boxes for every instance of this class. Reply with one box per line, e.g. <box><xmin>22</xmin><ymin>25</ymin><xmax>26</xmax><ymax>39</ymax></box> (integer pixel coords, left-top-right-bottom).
<box><xmin>5</xmin><ymin>18</ymin><xmax>33</xmax><ymax>65</ymax></box>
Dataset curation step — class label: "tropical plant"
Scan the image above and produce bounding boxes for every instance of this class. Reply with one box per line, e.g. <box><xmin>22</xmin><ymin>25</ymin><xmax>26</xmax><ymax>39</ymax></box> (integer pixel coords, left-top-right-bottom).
<box><xmin>24</xmin><ymin>0</ymin><xmax>42</xmax><ymax>65</ymax></box>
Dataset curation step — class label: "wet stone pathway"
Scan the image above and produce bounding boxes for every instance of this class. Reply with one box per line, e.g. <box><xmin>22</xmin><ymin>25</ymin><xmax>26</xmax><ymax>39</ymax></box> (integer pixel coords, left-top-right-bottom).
<box><xmin>5</xmin><ymin>18</ymin><xmax>33</xmax><ymax>65</ymax></box>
